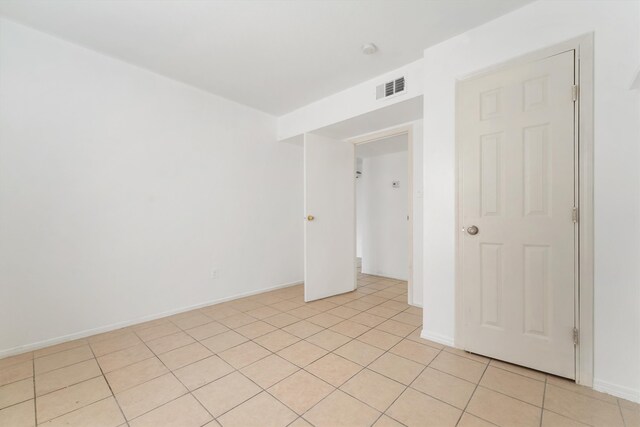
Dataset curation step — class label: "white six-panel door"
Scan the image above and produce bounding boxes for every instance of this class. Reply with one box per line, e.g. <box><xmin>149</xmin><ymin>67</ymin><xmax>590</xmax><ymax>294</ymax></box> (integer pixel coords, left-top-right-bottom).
<box><xmin>458</xmin><ymin>51</ymin><xmax>577</xmax><ymax>378</ymax></box>
<box><xmin>304</xmin><ymin>133</ymin><xmax>356</xmax><ymax>302</ymax></box>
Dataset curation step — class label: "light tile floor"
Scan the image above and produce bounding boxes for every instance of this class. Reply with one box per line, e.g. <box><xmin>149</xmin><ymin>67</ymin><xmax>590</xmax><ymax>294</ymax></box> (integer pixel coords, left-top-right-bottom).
<box><xmin>0</xmin><ymin>274</ymin><xmax>638</xmax><ymax>426</ymax></box>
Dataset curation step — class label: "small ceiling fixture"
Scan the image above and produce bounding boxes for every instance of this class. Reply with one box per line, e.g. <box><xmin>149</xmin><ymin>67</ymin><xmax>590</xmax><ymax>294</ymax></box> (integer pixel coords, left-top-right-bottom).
<box><xmin>361</xmin><ymin>43</ymin><xmax>378</xmax><ymax>55</ymax></box>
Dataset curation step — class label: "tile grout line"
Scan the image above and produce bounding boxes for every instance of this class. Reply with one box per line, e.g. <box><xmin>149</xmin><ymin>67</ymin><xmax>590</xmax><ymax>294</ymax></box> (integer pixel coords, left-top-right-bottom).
<box><xmin>454</xmin><ymin>352</ymin><xmax>491</xmax><ymax>426</ymax></box>
<box><xmin>87</xmin><ymin>338</ymin><xmax>128</xmax><ymax>427</ymax></box>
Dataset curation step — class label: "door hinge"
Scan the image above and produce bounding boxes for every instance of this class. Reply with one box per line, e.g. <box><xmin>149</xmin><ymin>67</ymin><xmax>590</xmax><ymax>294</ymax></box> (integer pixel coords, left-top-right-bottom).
<box><xmin>573</xmin><ymin>327</ymin><xmax>579</xmax><ymax>345</ymax></box>
<box><xmin>572</xmin><ymin>207</ymin><xmax>579</xmax><ymax>223</ymax></box>
<box><xmin>572</xmin><ymin>85</ymin><xmax>579</xmax><ymax>102</ymax></box>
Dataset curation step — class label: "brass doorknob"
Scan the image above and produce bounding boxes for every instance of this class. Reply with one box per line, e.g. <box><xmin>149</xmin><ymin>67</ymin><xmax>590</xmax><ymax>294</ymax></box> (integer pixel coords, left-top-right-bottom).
<box><xmin>307</xmin><ymin>215</ymin><xmax>315</xmax><ymax>221</ymax></box>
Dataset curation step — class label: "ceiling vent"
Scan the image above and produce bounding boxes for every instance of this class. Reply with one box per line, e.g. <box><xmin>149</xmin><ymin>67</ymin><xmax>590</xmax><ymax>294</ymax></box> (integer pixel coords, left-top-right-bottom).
<box><xmin>376</xmin><ymin>76</ymin><xmax>406</xmax><ymax>100</ymax></box>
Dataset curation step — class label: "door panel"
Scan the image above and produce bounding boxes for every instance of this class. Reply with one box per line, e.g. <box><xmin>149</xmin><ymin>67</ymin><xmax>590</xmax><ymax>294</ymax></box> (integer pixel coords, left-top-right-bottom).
<box><xmin>304</xmin><ymin>133</ymin><xmax>356</xmax><ymax>302</ymax></box>
<box><xmin>458</xmin><ymin>51</ymin><xmax>576</xmax><ymax>378</ymax></box>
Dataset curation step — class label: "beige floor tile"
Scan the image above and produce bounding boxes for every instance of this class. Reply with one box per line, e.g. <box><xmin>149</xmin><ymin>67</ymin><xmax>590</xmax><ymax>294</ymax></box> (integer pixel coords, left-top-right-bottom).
<box><xmin>245</xmin><ymin>306</ymin><xmax>282</xmax><ymax>320</ymax></box>
<box><xmin>270</xmin><ymin>300</ymin><xmax>304</xmax><ymax>312</ymax></box>
<box><xmin>145</xmin><ymin>331</ymin><xmax>195</xmax><ymax>355</ymax></box>
<box><xmin>115</xmin><ymin>373</ymin><xmax>187</xmax><ymax>420</ymax></box>
<box><xmin>430</xmin><ymin>351</ymin><xmax>486</xmax><ymax>383</ymax></box>
<box><xmin>389</xmin><ymin>339</ymin><xmax>439</xmax><ymax>365</ymax></box>
<box><xmin>0</xmin><ymin>378</ymin><xmax>33</xmax><ymax>409</ymax></box>
<box><xmin>304</xmin><ymin>390</ymin><xmax>381</xmax><ymax>427</ymax></box>
<box><xmin>541</xmin><ymin>410</ymin><xmax>590</xmax><ymax>427</ymax></box>
<box><xmin>375</xmin><ymin>319</ymin><xmax>416</xmax><ymax>337</ymax></box>
<box><xmin>373</xmin><ymin>414</ymin><xmax>405</xmax><ymax>427</ymax></box>
<box><xmin>305</xmin><ymin>353</ymin><xmax>362</xmax><ymax>387</ymax></box>
<box><xmin>350</xmin><ymin>312</ymin><xmax>386</xmax><ymax>328</ymax></box>
<box><xmin>333</xmin><ymin>340</ymin><xmax>384</xmax><ymax>366</ymax></box>
<box><xmin>132</xmin><ymin>318</ymin><xmax>172</xmax><ymax>332</ymax></box>
<box><xmin>264</xmin><ymin>313</ymin><xmax>301</xmax><ymax>328</ymax></box>
<box><xmin>90</xmin><ymin>332</ymin><xmax>142</xmax><ymax>357</ymax></box>
<box><xmin>229</xmin><ymin>299</ymin><xmax>264</xmax><ymax>312</ymax></box>
<box><xmin>129</xmin><ymin>394</ymin><xmax>212</xmax><ymax>427</ymax></box>
<box><xmin>357</xmin><ymin>329</ymin><xmax>402</xmax><ymax>351</ymax></box>
<box><xmin>546</xmin><ymin>374</ymin><xmax>618</xmax><ymax>404</ymax></box>
<box><xmin>203</xmin><ymin>420</ymin><xmax>222</xmax><ymax>427</ymax></box>
<box><xmin>268</xmin><ymin>370</ymin><xmax>334</xmax><ymax>414</ymax></box>
<box><xmin>489</xmin><ymin>359</ymin><xmax>548</xmax><ymax>386</ymax></box>
<box><xmin>36</xmin><ymin>376</ymin><xmax>112</xmax><ymax>422</ymax></box>
<box><xmin>192</xmin><ymin>371</ymin><xmax>260</xmax><ymax>417</ymax></box>
<box><xmin>254</xmin><ymin>330</ymin><xmax>300</xmax><ymax>352</ymax></box>
<box><xmin>466</xmin><ymin>387</ymin><xmax>540</xmax><ymax>427</ymax></box>
<box><xmin>391</xmin><ymin>312</ymin><xmax>422</xmax><ymax>326</ymax></box>
<box><xmin>218</xmin><ymin>391</ymin><xmax>297</xmax><ymax>427</ymax></box>
<box><xmin>0</xmin><ymin>400</ymin><xmax>35</xmax><ymax>427</ymax></box>
<box><xmin>283</xmin><ymin>321</ymin><xmax>324</xmax><ymax>339</ymax></box>
<box><xmin>41</xmin><ymin>397</ymin><xmax>124</xmax><ymax>427</ymax></box>
<box><xmin>200</xmin><ymin>330</ymin><xmax>248</xmax><ymax>353</ymax></box>
<box><xmin>235</xmin><ymin>320</ymin><xmax>278</xmax><ymax>339</ymax></box>
<box><xmin>305</xmin><ymin>330</ymin><xmax>351</xmax><ymax>351</ymax></box>
<box><xmin>0</xmin><ymin>353</ymin><xmax>33</xmax><ymax>371</ymax></box>
<box><xmin>326</xmin><ymin>306</ymin><xmax>360</xmax><ymax>319</ymax></box>
<box><xmin>289</xmin><ymin>417</ymin><xmax>313</xmax><ymax>427</ymax></box>
<box><xmin>219</xmin><ymin>313</ymin><xmax>258</xmax><ymax>329</ymax></box>
<box><xmin>411</xmin><ymin>367</ymin><xmax>475</xmax><ymax>409</ymax></box>
<box><xmin>329</xmin><ymin>320</ymin><xmax>370</xmax><ymax>338</ymax></box>
<box><xmin>289</xmin><ymin>306</ymin><xmax>322</xmax><ymax>319</ymax></box>
<box><xmin>378</xmin><ymin>298</ymin><xmax>406</xmax><ymax>309</ymax></box>
<box><xmin>304</xmin><ymin>300</ymin><xmax>339</xmax><ymax>312</ymax></box>
<box><xmin>543</xmin><ymin>384</ymin><xmax>623</xmax><ymax>427</ymax></box>
<box><xmin>480</xmin><ymin>366</ymin><xmax>544</xmax><ymax>406</ymax></box>
<box><xmin>136</xmin><ymin>323</ymin><xmax>181</xmax><ymax>342</ymax></box>
<box><xmin>185</xmin><ymin>321</ymin><xmax>229</xmax><ymax>341</ymax></box>
<box><xmin>218</xmin><ymin>341</ymin><xmax>271</xmax><ymax>369</ymax></box>
<box><xmin>88</xmin><ymin>328</ymin><xmax>131</xmax><ymax>344</ymax></box>
<box><xmin>365</xmin><ymin>306</ymin><xmax>403</xmax><ymax>319</ymax></box>
<box><xmin>34</xmin><ymin>340</ymin><xmax>87</xmax><ymax>359</ymax></box>
<box><xmin>171</xmin><ymin>313</ymin><xmax>213</xmax><ymax>330</ymax></box>
<box><xmin>368</xmin><ymin>353</ymin><xmax>424</xmax><ymax>385</ymax></box>
<box><xmin>341</xmin><ymin>369</ymin><xmax>405</xmax><ymax>412</ymax></box>
<box><xmin>173</xmin><ymin>355</ymin><xmax>233</xmax><ymax>390</ymax></box>
<box><xmin>36</xmin><ymin>358</ymin><xmax>101</xmax><ymax>396</ymax></box>
<box><xmin>307</xmin><ymin>313</ymin><xmax>344</xmax><ymax>328</ymax></box>
<box><xmin>158</xmin><ymin>342</ymin><xmax>212</xmax><ymax>370</ymax></box>
<box><xmin>104</xmin><ymin>357</ymin><xmax>168</xmax><ymax>394</ymax></box>
<box><xmin>444</xmin><ymin>347</ymin><xmax>490</xmax><ymax>364</ymax></box>
<box><xmin>621</xmin><ymin>404</ymin><xmax>640</xmax><ymax>427</ymax></box>
<box><xmin>277</xmin><ymin>341</ymin><xmax>327</xmax><ymax>367</ymax></box>
<box><xmin>404</xmin><ymin>306</ymin><xmax>422</xmax><ymax>316</ymax></box>
<box><xmin>241</xmin><ymin>354</ymin><xmax>298</xmax><ymax>389</ymax></box>
<box><xmin>387</xmin><ymin>387</ymin><xmax>461</xmax><ymax>427</ymax></box>
<box><xmin>343</xmin><ymin>300</ymin><xmax>376</xmax><ymax>311</ymax></box>
<box><xmin>200</xmin><ymin>305</ymin><xmax>241</xmax><ymax>321</ymax></box>
<box><xmin>457</xmin><ymin>413</ymin><xmax>496</xmax><ymax>427</ymax></box>
<box><xmin>97</xmin><ymin>343</ymin><xmax>154</xmax><ymax>373</ymax></box>
<box><xmin>34</xmin><ymin>345</ymin><xmax>94</xmax><ymax>375</ymax></box>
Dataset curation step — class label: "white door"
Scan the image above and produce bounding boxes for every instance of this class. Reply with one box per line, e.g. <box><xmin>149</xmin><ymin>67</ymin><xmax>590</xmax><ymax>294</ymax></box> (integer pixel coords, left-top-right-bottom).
<box><xmin>458</xmin><ymin>51</ymin><xmax>576</xmax><ymax>378</ymax></box>
<box><xmin>304</xmin><ymin>133</ymin><xmax>356</xmax><ymax>302</ymax></box>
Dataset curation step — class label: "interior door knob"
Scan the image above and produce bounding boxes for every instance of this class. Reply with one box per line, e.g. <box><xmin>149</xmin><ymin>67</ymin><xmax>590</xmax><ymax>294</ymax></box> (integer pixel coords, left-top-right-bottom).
<box><xmin>307</xmin><ymin>215</ymin><xmax>315</xmax><ymax>221</ymax></box>
<box><xmin>466</xmin><ymin>225</ymin><xmax>479</xmax><ymax>235</ymax></box>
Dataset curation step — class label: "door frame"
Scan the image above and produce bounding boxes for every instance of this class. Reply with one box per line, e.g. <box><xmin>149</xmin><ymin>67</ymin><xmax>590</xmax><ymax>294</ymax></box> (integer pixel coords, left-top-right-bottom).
<box><xmin>454</xmin><ymin>34</ymin><xmax>594</xmax><ymax>386</ymax></box>
<box><xmin>348</xmin><ymin>124</ymin><xmax>416</xmax><ymax>305</ymax></box>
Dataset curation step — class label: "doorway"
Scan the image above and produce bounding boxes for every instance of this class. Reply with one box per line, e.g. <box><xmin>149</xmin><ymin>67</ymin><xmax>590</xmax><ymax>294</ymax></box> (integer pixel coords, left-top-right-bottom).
<box><xmin>355</xmin><ymin>134</ymin><xmax>410</xmax><ymax>285</ymax></box>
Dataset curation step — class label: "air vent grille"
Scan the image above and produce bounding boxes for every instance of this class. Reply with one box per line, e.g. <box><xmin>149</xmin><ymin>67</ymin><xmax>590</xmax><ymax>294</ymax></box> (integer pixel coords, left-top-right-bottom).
<box><xmin>376</xmin><ymin>76</ymin><xmax>406</xmax><ymax>100</ymax></box>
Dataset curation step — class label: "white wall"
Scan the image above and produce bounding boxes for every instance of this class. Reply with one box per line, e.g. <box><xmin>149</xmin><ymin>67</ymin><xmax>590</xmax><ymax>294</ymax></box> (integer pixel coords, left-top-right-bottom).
<box><xmin>421</xmin><ymin>0</ymin><xmax>640</xmax><ymax>401</ymax></box>
<box><xmin>278</xmin><ymin>59</ymin><xmax>424</xmax><ymax>141</ymax></box>
<box><xmin>357</xmin><ymin>150</ymin><xmax>409</xmax><ymax>280</ymax></box>
<box><xmin>0</xmin><ymin>19</ymin><xmax>304</xmax><ymax>357</ymax></box>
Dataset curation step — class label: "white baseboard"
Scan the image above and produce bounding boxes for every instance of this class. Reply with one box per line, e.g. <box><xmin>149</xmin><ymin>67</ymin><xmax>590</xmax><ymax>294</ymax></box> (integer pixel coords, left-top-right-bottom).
<box><xmin>593</xmin><ymin>378</ymin><xmax>640</xmax><ymax>403</ymax></box>
<box><xmin>0</xmin><ymin>280</ymin><xmax>303</xmax><ymax>359</ymax></box>
<box><xmin>420</xmin><ymin>329</ymin><xmax>455</xmax><ymax>347</ymax></box>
